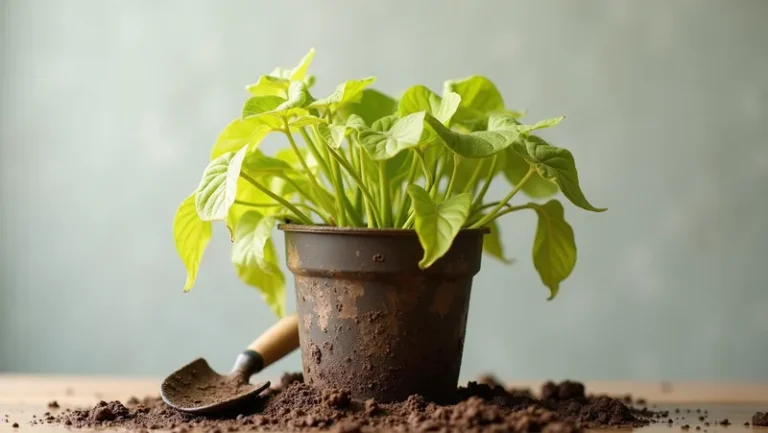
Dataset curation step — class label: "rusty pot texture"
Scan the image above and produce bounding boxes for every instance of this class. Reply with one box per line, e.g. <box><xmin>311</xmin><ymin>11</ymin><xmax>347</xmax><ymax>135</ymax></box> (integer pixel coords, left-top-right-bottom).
<box><xmin>280</xmin><ymin>224</ymin><xmax>488</xmax><ymax>403</ymax></box>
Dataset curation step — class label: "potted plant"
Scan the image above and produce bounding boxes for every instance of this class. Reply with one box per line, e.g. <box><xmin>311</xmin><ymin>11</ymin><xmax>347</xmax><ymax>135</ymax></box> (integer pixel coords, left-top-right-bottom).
<box><xmin>173</xmin><ymin>49</ymin><xmax>605</xmax><ymax>402</ymax></box>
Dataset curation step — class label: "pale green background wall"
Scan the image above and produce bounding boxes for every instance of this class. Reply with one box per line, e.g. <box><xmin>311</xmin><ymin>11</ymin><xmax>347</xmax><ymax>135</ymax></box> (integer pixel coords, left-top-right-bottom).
<box><xmin>1</xmin><ymin>0</ymin><xmax>767</xmax><ymax>381</ymax></box>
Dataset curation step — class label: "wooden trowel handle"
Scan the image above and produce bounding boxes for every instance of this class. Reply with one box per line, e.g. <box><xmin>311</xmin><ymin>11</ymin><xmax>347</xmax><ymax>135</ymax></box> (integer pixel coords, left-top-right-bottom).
<box><xmin>247</xmin><ymin>314</ymin><xmax>300</xmax><ymax>368</ymax></box>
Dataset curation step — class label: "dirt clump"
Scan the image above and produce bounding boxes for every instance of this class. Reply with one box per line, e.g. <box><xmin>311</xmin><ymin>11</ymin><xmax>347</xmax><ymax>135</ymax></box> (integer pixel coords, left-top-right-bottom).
<box><xmin>49</xmin><ymin>375</ymin><xmax>659</xmax><ymax>432</ymax></box>
<box><xmin>753</xmin><ymin>412</ymin><xmax>768</xmax><ymax>426</ymax></box>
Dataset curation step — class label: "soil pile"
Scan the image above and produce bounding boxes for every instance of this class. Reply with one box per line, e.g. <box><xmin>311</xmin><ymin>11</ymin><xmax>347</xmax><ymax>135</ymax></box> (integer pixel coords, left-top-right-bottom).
<box><xmin>49</xmin><ymin>374</ymin><xmax>655</xmax><ymax>433</ymax></box>
<box><xmin>753</xmin><ymin>412</ymin><xmax>768</xmax><ymax>427</ymax></box>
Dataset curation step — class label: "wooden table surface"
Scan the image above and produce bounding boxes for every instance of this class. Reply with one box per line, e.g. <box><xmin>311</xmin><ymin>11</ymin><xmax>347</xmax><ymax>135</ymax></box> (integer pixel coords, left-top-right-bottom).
<box><xmin>1</xmin><ymin>375</ymin><xmax>766</xmax><ymax>432</ymax></box>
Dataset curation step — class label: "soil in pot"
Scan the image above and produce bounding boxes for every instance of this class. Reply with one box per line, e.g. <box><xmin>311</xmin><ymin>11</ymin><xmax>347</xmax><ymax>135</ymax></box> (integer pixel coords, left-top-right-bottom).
<box><xmin>46</xmin><ymin>373</ymin><xmax>662</xmax><ymax>433</ymax></box>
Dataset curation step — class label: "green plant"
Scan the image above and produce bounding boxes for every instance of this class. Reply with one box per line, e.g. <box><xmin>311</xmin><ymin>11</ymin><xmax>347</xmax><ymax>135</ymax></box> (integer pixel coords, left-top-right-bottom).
<box><xmin>173</xmin><ymin>49</ymin><xmax>605</xmax><ymax>316</ymax></box>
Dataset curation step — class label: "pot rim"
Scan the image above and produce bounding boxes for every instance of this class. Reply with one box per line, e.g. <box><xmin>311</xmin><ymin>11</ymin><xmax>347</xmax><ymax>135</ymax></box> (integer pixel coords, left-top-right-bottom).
<box><xmin>278</xmin><ymin>223</ymin><xmax>490</xmax><ymax>237</ymax></box>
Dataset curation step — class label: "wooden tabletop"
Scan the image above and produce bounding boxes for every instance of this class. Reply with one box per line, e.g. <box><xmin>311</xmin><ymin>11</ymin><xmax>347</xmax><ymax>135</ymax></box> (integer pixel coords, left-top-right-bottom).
<box><xmin>1</xmin><ymin>375</ymin><xmax>766</xmax><ymax>432</ymax></box>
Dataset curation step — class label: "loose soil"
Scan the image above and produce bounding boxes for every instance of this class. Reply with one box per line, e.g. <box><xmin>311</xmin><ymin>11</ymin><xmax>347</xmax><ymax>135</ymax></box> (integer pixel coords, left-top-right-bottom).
<box><xmin>754</xmin><ymin>412</ymin><xmax>768</xmax><ymax>426</ymax></box>
<box><xmin>42</xmin><ymin>374</ymin><xmax>666</xmax><ymax>433</ymax></box>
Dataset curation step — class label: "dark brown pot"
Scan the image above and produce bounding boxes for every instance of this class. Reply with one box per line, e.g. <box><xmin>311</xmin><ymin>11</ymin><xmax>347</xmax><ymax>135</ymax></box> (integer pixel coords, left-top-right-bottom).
<box><xmin>280</xmin><ymin>225</ymin><xmax>488</xmax><ymax>403</ymax></box>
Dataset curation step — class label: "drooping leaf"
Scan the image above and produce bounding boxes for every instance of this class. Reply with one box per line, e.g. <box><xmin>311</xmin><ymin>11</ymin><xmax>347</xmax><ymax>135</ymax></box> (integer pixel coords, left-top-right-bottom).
<box><xmin>211</xmin><ymin>118</ymin><xmax>272</xmax><ymax>160</ymax></box>
<box><xmin>425</xmin><ymin>114</ymin><xmax>521</xmax><ymax>158</ymax></box>
<box><xmin>406</xmin><ymin>185</ymin><xmax>472</xmax><ymax>269</ymax></box>
<box><xmin>398</xmin><ymin>85</ymin><xmax>460</xmax><ymax>126</ymax></box>
<box><xmin>484</xmin><ymin>220</ymin><xmax>512</xmax><ymax>264</ymax></box>
<box><xmin>357</xmin><ymin>112</ymin><xmax>426</xmax><ymax>160</ymax></box>
<box><xmin>232</xmin><ymin>211</ymin><xmax>285</xmax><ymax>317</ymax></box>
<box><xmin>338</xmin><ymin>89</ymin><xmax>397</xmax><ymax>125</ymax></box>
<box><xmin>310</xmin><ymin>77</ymin><xmax>376</xmax><ymax>109</ymax></box>
<box><xmin>226</xmin><ymin>177</ymin><xmax>272</xmax><ymax>239</ymax></box>
<box><xmin>503</xmin><ymin>147</ymin><xmax>558</xmax><ymax>198</ymax></box>
<box><xmin>173</xmin><ymin>194</ymin><xmax>212</xmax><ymax>292</ymax></box>
<box><xmin>531</xmin><ymin>200</ymin><xmax>577</xmax><ymax>300</ymax></box>
<box><xmin>195</xmin><ymin>145</ymin><xmax>248</xmax><ymax>221</ymax></box>
<box><xmin>514</xmin><ymin>136</ymin><xmax>606</xmax><ymax>212</ymax></box>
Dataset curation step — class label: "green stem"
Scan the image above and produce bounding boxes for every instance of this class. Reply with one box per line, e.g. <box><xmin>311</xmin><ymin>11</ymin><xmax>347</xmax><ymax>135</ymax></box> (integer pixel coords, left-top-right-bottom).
<box><xmin>359</xmin><ymin>149</ymin><xmax>376</xmax><ymax>228</ymax></box>
<box><xmin>462</xmin><ymin>159</ymin><xmax>486</xmax><ymax>194</ymax></box>
<box><xmin>234</xmin><ymin>199</ymin><xmax>323</xmax><ymax>215</ymax></box>
<box><xmin>283</xmin><ymin>124</ymin><xmax>336</xmax><ymax>215</ymax></box>
<box><xmin>471</xmin><ymin>154</ymin><xmax>499</xmax><ymax>210</ymax></box>
<box><xmin>379</xmin><ymin>161</ymin><xmax>393</xmax><ymax>227</ymax></box>
<box><xmin>299</xmin><ymin>127</ymin><xmax>332</xmax><ymax>183</ymax></box>
<box><xmin>327</xmin><ymin>152</ymin><xmax>347</xmax><ymax>227</ymax></box>
<box><xmin>240</xmin><ymin>172</ymin><xmax>312</xmax><ymax>224</ymax></box>
<box><xmin>430</xmin><ymin>157</ymin><xmax>448</xmax><ymax>198</ymax></box>
<box><xmin>414</xmin><ymin>150</ymin><xmax>433</xmax><ymax>191</ymax></box>
<box><xmin>402</xmin><ymin>211</ymin><xmax>415</xmax><ymax>229</ymax></box>
<box><xmin>327</xmin><ymin>145</ymin><xmax>381</xmax><ymax>227</ymax></box>
<box><xmin>443</xmin><ymin>155</ymin><xmax>461</xmax><ymax>201</ymax></box>
<box><xmin>470</xmin><ymin>166</ymin><xmax>536</xmax><ymax>228</ymax></box>
<box><xmin>394</xmin><ymin>156</ymin><xmax>419</xmax><ymax>226</ymax></box>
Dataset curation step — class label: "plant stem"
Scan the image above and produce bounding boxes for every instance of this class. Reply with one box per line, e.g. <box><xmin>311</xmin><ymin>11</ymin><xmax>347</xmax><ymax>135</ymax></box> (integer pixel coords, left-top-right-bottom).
<box><xmin>240</xmin><ymin>172</ymin><xmax>312</xmax><ymax>224</ymax></box>
<box><xmin>462</xmin><ymin>159</ymin><xmax>486</xmax><ymax>194</ymax></box>
<box><xmin>327</xmin><ymin>145</ymin><xmax>381</xmax><ymax>227</ymax></box>
<box><xmin>358</xmin><ymin>149</ymin><xmax>376</xmax><ymax>228</ymax></box>
<box><xmin>470</xmin><ymin>166</ymin><xmax>536</xmax><ymax>229</ymax></box>
<box><xmin>394</xmin><ymin>156</ymin><xmax>419</xmax><ymax>226</ymax></box>
<box><xmin>402</xmin><ymin>211</ymin><xmax>415</xmax><ymax>229</ymax></box>
<box><xmin>414</xmin><ymin>150</ymin><xmax>433</xmax><ymax>191</ymax></box>
<box><xmin>327</xmin><ymin>152</ymin><xmax>347</xmax><ymax>226</ymax></box>
<box><xmin>299</xmin><ymin>127</ymin><xmax>332</xmax><ymax>183</ymax></box>
<box><xmin>471</xmin><ymin>154</ymin><xmax>499</xmax><ymax>210</ymax></box>
<box><xmin>430</xmin><ymin>157</ymin><xmax>448</xmax><ymax>198</ymax></box>
<box><xmin>283</xmin><ymin>124</ymin><xmax>336</xmax><ymax>216</ymax></box>
<box><xmin>443</xmin><ymin>154</ymin><xmax>461</xmax><ymax>201</ymax></box>
<box><xmin>379</xmin><ymin>161</ymin><xmax>393</xmax><ymax>227</ymax></box>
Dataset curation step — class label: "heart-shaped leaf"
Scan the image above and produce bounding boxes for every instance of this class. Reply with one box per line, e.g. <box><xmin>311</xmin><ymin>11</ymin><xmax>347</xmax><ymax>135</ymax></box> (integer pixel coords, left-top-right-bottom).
<box><xmin>443</xmin><ymin>75</ymin><xmax>504</xmax><ymax>130</ymax></box>
<box><xmin>531</xmin><ymin>200</ymin><xmax>576</xmax><ymax>300</ymax></box>
<box><xmin>310</xmin><ymin>77</ymin><xmax>376</xmax><ymax>109</ymax></box>
<box><xmin>357</xmin><ymin>112</ymin><xmax>426</xmax><ymax>160</ymax></box>
<box><xmin>425</xmin><ymin>114</ymin><xmax>521</xmax><ymax>158</ymax></box>
<box><xmin>503</xmin><ymin>147</ymin><xmax>558</xmax><ymax>198</ymax></box>
<box><xmin>338</xmin><ymin>89</ymin><xmax>397</xmax><ymax>125</ymax></box>
<box><xmin>245</xmin><ymin>48</ymin><xmax>316</xmax><ymax>97</ymax></box>
<box><xmin>195</xmin><ymin>145</ymin><xmax>248</xmax><ymax>221</ymax></box>
<box><xmin>210</xmin><ymin>118</ymin><xmax>272</xmax><ymax>160</ymax></box>
<box><xmin>243</xmin><ymin>81</ymin><xmax>313</xmax><ymax>128</ymax></box>
<box><xmin>242</xmin><ymin>150</ymin><xmax>295</xmax><ymax>177</ymax></box>
<box><xmin>173</xmin><ymin>194</ymin><xmax>212</xmax><ymax>292</ymax></box>
<box><xmin>232</xmin><ymin>211</ymin><xmax>285</xmax><ymax>317</ymax></box>
<box><xmin>515</xmin><ymin>136</ymin><xmax>606</xmax><ymax>212</ymax></box>
<box><xmin>399</xmin><ymin>85</ymin><xmax>460</xmax><ymax>126</ymax></box>
<box><xmin>242</xmin><ymin>95</ymin><xmax>285</xmax><ymax>119</ymax></box>
<box><xmin>407</xmin><ymin>185</ymin><xmax>472</xmax><ymax>269</ymax></box>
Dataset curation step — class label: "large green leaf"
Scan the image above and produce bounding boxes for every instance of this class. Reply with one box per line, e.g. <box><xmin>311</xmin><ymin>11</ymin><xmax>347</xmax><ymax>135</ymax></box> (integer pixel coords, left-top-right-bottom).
<box><xmin>406</xmin><ymin>185</ymin><xmax>472</xmax><ymax>269</ymax></box>
<box><xmin>195</xmin><ymin>145</ymin><xmax>248</xmax><ymax>221</ymax></box>
<box><xmin>173</xmin><ymin>194</ymin><xmax>212</xmax><ymax>292</ymax></box>
<box><xmin>425</xmin><ymin>114</ymin><xmax>521</xmax><ymax>158</ymax></box>
<box><xmin>484</xmin><ymin>220</ymin><xmax>512</xmax><ymax>264</ymax></box>
<box><xmin>443</xmin><ymin>75</ymin><xmax>504</xmax><ymax>130</ymax></box>
<box><xmin>245</xmin><ymin>48</ymin><xmax>316</xmax><ymax>97</ymax></box>
<box><xmin>338</xmin><ymin>89</ymin><xmax>397</xmax><ymax>125</ymax></box>
<box><xmin>210</xmin><ymin>118</ymin><xmax>271</xmax><ymax>160</ymax></box>
<box><xmin>232</xmin><ymin>211</ymin><xmax>285</xmax><ymax>317</ymax></box>
<box><xmin>531</xmin><ymin>200</ymin><xmax>576</xmax><ymax>300</ymax></box>
<box><xmin>241</xmin><ymin>150</ymin><xmax>295</xmax><ymax>177</ymax></box>
<box><xmin>243</xmin><ymin>81</ymin><xmax>313</xmax><ymax>128</ymax></box>
<box><xmin>515</xmin><ymin>136</ymin><xmax>606</xmax><ymax>212</ymax></box>
<box><xmin>310</xmin><ymin>77</ymin><xmax>376</xmax><ymax>109</ymax></box>
<box><xmin>398</xmin><ymin>85</ymin><xmax>460</xmax><ymax>126</ymax></box>
<box><xmin>503</xmin><ymin>147</ymin><xmax>558</xmax><ymax>198</ymax></box>
<box><xmin>357</xmin><ymin>112</ymin><xmax>426</xmax><ymax>160</ymax></box>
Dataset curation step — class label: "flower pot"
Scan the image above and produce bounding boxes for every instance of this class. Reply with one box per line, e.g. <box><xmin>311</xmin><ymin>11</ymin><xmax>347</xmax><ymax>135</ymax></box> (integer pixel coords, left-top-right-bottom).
<box><xmin>280</xmin><ymin>224</ymin><xmax>488</xmax><ymax>403</ymax></box>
